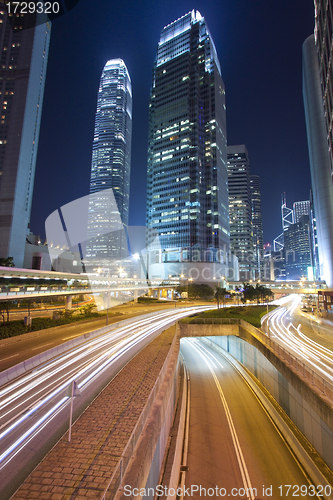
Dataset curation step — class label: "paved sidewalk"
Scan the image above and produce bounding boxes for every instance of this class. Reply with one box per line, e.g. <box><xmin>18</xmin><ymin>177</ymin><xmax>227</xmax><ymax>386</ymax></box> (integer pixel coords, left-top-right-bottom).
<box><xmin>11</xmin><ymin>325</ymin><xmax>177</xmax><ymax>500</ymax></box>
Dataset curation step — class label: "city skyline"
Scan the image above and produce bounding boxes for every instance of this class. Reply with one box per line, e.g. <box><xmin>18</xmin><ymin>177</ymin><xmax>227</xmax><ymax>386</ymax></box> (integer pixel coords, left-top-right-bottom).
<box><xmin>29</xmin><ymin>0</ymin><xmax>314</xmax><ymax>247</ymax></box>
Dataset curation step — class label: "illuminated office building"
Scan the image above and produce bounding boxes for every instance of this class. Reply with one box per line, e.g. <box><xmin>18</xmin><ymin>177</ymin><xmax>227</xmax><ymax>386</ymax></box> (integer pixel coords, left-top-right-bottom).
<box><xmin>250</xmin><ymin>175</ymin><xmax>264</xmax><ymax>279</ymax></box>
<box><xmin>293</xmin><ymin>200</ymin><xmax>310</xmax><ymax>223</ymax></box>
<box><xmin>0</xmin><ymin>6</ymin><xmax>51</xmax><ymax>267</ymax></box>
<box><xmin>87</xmin><ymin>59</ymin><xmax>132</xmax><ymax>261</ymax></box>
<box><xmin>146</xmin><ymin>11</ymin><xmax>235</xmax><ymax>281</ymax></box>
<box><xmin>227</xmin><ymin>145</ymin><xmax>254</xmax><ymax>281</ymax></box>
<box><xmin>284</xmin><ymin>215</ymin><xmax>312</xmax><ymax>280</ymax></box>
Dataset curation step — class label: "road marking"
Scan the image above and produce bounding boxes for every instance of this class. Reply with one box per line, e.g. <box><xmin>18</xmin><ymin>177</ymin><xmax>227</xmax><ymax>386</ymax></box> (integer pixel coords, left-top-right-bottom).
<box><xmin>187</xmin><ymin>339</ymin><xmax>255</xmax><ymax>500</ymax></box>
<box><xmin>1</xmin><ymin>354</ymin><xmax>19</xmax><ymax>362</ymax></box>
<box><xmin>62</xmin><ymin>335</ymin><xmax>79</xmax><ymax>340</ymax></box>
<box><xmin>31</xmin><ymin>343</ymin><xmax>53</xmax><ymax>351</ymax></box>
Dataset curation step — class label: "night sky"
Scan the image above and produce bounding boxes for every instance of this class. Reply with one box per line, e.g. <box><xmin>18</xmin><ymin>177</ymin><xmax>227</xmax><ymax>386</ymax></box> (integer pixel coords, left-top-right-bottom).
<box><xmin>30</xmin><ymin>0</ymin><xmax>315</xmax><ymax>246</ymax></box>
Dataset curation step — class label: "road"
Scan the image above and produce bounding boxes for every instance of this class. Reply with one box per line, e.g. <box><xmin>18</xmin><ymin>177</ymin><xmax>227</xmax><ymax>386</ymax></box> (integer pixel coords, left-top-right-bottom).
<box><xmin>0</xmin><ymin>302</ymin><xmax>193</xmax><ymax>372</ymax></box>
<box><xmin>180</xmin><ymin>338</ymin><xmax>328</xmax><ymax>499</ymax></box>
<box><xmin>264</xmin><ymin>295</ymin><xmax>333</xmax><ymax>386</ymax></box>
<box><xmin>0</xmin><ymin>305</ymin><xmax>212</xmax><ymax>499</ymax></box>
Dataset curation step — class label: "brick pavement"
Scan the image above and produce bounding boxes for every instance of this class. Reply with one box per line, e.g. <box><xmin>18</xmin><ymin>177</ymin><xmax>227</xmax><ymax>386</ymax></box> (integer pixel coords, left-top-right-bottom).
<box><xmin>12</xmin><ymin>326</ymin><xmax>177</xmax><ymax>500</ymax></box>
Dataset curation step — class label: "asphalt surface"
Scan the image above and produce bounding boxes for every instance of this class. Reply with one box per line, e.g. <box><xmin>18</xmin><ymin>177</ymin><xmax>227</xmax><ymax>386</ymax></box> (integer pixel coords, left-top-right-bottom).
<box><xmin>0</xmin><ymin>302</ymin><xmax>187</xmax><ymax>372</ymax></box>
<box><xmin>0</xmin><ymin>305</ymin><xmax>213</xmax><ymax>499</ymax></box>
<box><xmin>180</xmin><ymin>338</ymin><xmax>323</xmax><ymax>499</ymax></box>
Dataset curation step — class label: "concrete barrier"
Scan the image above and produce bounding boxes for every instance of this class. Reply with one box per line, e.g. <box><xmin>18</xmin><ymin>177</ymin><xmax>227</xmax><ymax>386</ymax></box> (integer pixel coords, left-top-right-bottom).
<box><xmin>112</xmin><ymin>326</ymin><xmax>181</xmax><ymax>500</ymax></box>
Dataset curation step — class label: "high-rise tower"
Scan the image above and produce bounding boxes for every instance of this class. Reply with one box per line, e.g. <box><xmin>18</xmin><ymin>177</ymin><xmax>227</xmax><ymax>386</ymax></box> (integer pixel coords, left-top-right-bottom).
<box><xmin>293</xmin><ymin>200</ymin><xmax>310</xmax><ymax>223</ymax></box>
<box><xmin>227</xmin><ymin>145</ymin><xmax>254</xmax><ymax>281</ymax></box>
<box><xmin>146</xmin><ymin>11</ymin><xmax>232</xmax><ymax>281</ymax></box>
<box><xmin>0</xmin><ymin>5</ymin><xmax>51</xmax><ymax>267</ymax></box>
<box><xmin>250</xmin><ymin>175</ymin><xmax>264</xmax><ymax>279</ymax></box>
<box><xmin>87</xmin><ymin>59</ymin><xmax>132</xmax><ymax>261</ymax></box>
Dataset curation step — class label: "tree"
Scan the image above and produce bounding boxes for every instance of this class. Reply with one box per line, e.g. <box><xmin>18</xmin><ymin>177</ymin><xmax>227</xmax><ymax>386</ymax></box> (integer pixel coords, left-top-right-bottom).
<box><xmin>0</xmin><ymin>257</ymin><xmax>15</xmax><ymax>267</ymax></box>
<box><xmin>215</xmin><ymin>287</ymin><xmax>228</xmax><ymax>309</ymax></box>
<box><xmin>242</xmin><ymin>283</ymin><xmax>273</xmax><ymax>305</ymax></box>
<box><xmin>242</xmin><ymin>283</ymin><xmax>256</xmax><ymax>303</ymax></box>
<box><xmin>176</xmin><ymin>283</ymin><xmax>214</xmax><ymax>299</ymax></box>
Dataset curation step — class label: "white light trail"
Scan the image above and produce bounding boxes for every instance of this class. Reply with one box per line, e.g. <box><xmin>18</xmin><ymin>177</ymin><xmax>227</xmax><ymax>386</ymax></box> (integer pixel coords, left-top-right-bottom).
<box><xmin>267</xmin><ymin>297</ymin><xmax>333</xmax><ymax>384</ymax></box>
<box><xmin>0</xmin><ymin>305</ymin><xmax>214</xmax><ymax>469</ymax></box>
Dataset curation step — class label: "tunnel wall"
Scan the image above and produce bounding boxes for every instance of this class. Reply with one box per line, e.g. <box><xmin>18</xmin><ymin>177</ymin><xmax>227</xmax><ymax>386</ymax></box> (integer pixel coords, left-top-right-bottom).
<box><xmin>207</xmin><ymin>334</ymin><xmax>333</xmax><ymax>470</ymax></box>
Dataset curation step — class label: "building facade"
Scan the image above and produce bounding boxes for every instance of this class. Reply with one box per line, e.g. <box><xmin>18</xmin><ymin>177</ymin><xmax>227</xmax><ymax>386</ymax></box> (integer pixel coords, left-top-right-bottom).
<box><xmin>284</xmin><ymin>215</ymin><xmax>312</xmax><ymax>280</ymax></box>
<box><xmin>146</xmin><ymin>11</ymin><xmax>234</xmax><ymax>281</ymax></box>
<box><xmin>227</xmin><ymin>145</ymin><xmax>254</xmax><ymax>281</ymax></box>
<box><xmin>314</xmin><ymin>0</ymin><xmax>333</xmax><ymax>170</ymax></box>
<box><xmin>250</xmin><ymin>174</ymin><xmax>264</xmax><ymax>279</ymax></box>
<box><xmin>303</xmin><ymin>34</ymin><xmax>333</xmax><ymax>287</ymax></box>
<box><xmin>293</xmin><ymin>200</ymin><xmax>310</xmax><ymax>223</ymax></box>
<box><xmin>87</xmin><ymin>59</ymin><xmax>132</xmax><ymax>262</ymax></box>
<box><xmin>0</xmin><ymin>5</ymin><xmax>51</xmax><ymax>267</ymax></box>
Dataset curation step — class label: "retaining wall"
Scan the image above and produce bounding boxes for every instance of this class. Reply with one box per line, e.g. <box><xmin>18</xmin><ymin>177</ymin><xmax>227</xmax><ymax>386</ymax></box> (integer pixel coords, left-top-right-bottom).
<box><xmin>179</xmin><ymin>321</ymin><xmax>333</xmax><ymax>471</ymax></box>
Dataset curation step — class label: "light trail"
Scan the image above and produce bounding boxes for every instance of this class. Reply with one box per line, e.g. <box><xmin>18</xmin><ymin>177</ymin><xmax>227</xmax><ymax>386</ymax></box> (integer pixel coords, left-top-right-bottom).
<box><xmin>183</xmin><ymin>338</ymin><xmax>255</xmax><ymax>500</ymax></box>
<box><xmin>267</xmin><ymin>296</ymin><xmax>333</xmax><ymax>384</ymax></box>
<box><xmin>0</xmin><ymin>305</ymin><xmax>213</xmax><ymax>470</ymax></box>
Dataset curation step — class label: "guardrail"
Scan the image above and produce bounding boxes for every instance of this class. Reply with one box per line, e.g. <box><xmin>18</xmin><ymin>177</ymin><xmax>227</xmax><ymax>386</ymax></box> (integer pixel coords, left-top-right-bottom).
<box><xmin>180</xmin><ymin>317</ymin><xmax>241</xmax><ymax>325</ymax></box>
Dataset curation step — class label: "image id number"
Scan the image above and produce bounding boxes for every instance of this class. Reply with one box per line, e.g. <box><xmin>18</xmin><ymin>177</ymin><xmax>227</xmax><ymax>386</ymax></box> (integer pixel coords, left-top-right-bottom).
<box><xmin>278</xmin><ymin>484</ymin><xmax>332</xmax><ymax>496</ymax></box>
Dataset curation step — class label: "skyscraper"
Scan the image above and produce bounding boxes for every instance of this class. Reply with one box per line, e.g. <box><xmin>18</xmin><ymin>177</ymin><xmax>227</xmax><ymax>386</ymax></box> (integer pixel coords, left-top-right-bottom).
<box><xmin>284</xmin><ymin>215</ymin><xmax>312</xmax><ymax>280</ymax></box>
<box><xmin>250</xmin><ymin>175</ymin><xmax>264</xmax><ymax>279</ymax></box>
<box><xmin>0</xmin><ymin>5</ymin><xmax>51</xmax><ymax>267</ymax></box>
<box><xmin>146</xmin><ymin>11</ymin><xmax>233</xmax><ymax>281</ymax></box>
<box><xmin>293</xmin><ymin>200</ymin><xmax>310</xmax><ymax>223</ymax></box>
<box><xmin>87</xmin><ymin>59</ymin><xmax>132</xmax><ymax>262</ymax></box>
<box><xmin>303</xmin><ymin>34</ymin><xmax>333</xmax><ymax>286</ymax></box>
<box><xmin>314</xmin><ymin>0</ymin><xmax>333</xmax><ymax>170</ymax></box>
<box><xmin>227</xmin><ymin>145</ymin><xmax>254</xmax><ymax>281</ymax></box>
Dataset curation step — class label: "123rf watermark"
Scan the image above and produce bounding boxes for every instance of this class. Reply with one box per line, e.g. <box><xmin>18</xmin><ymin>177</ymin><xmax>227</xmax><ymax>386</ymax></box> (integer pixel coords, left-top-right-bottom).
<box><xmin>124</xmin><ymin>484</ymin><xmax>332</xmax><ymax>497</ymax></box>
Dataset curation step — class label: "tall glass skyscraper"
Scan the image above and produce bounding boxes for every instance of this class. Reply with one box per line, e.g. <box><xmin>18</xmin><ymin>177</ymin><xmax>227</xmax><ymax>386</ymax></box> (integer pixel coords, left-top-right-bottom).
<box><xmin>250</xmin><ymin>175</ymin><xmax>264</xmax><ymax>279</ymax></box>
<box><xmin>0</xmin><ymin>5</ymin><xmax>51</xmax><ymax>267</ymax></box>
<box><xmin>146</xmin><ymin>11</ymin><xmax>232</xmax><ymax>280</ymax></box>
<box><xmin>87</xmin><ymin>59</ymin><xmax>132</xmax><ymax>261</ymax></box>
<box><xmin>227</xmin><ymin>145</ymin><xmax>254</xmax><ymax>281</ymax></box>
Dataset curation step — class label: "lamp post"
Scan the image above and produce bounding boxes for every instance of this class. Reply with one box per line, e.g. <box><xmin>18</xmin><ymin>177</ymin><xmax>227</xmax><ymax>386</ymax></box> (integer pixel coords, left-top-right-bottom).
<box><xmin>106</xmin><ymin>268</ymin><xmax>110</xmax><ymax>326</ymax></box>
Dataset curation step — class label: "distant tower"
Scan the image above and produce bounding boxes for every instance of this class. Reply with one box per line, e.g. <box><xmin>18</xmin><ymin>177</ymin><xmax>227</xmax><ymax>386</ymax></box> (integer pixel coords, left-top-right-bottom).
<box><xmin>281</xmin><ymin>193</ymin><xmax>294</xmax><ymax>231</ymax></box>
<box><xmin>0</xmin><ymin>6</ymin><xmax>51</xmax><ymax>267</ymax></box>
<box><xmin>293</xmin><ymin>200</ymin><xmax>310</xmax><ymax>223</ymax></box>
<box><xmin>146</xmin><ymin>11</ymin><xmax>233</xmax><ymax>281</ymax></box>
<box><xmin>227</xmin><ymin>145</ymin><xmax>254</xmax><ymax>281</ymax></box>
<box><xmin>87</xmin><ymin>59</ymin><xmax>132</xmax><ymax>261</ymax></box>
<box><xmin>273</xmin><ymin>194</ymin><xmax>294</xmax><ymax>252</ymax></box>
<box><xmin>284</xmin><ymin>215</ymin><xmax>312</xmax><ymax>280</ymax></box>
<box><xmin>250</xmin><ymin>175</ymin><xmax>264</xmax><ymax>279</ymax></box>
